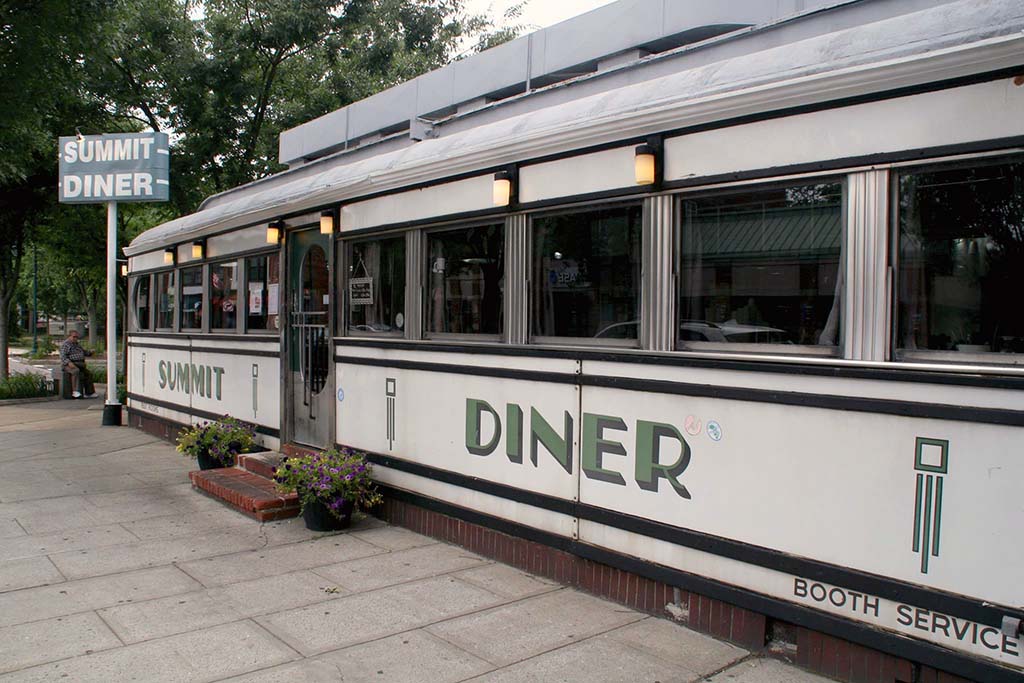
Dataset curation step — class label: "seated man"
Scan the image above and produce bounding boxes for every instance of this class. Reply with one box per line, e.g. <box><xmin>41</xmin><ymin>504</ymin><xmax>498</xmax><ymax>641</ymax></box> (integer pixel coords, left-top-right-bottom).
<box><xmin>59</xmin><ymin>330</ymin><xmax>96</xmax><ymax>398</ymax></box>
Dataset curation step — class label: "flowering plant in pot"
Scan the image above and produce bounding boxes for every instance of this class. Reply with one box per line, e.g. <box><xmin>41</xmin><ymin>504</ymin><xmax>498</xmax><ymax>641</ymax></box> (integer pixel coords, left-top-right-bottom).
<box><xmin>273</xmin><ymin>447</ymin><xmax>382</xmax><ymax>531</ymax></box>
<box><xmin>176</xmin><ymin>416</ymin><xmax>258</xmax><ymax>470</ymax></box>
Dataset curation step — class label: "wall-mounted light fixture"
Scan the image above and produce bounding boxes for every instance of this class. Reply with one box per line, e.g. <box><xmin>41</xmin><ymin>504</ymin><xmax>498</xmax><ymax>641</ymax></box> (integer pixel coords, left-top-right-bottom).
<box><xmin>320</xmin><ymin>210</ymin><xmax>335</xmax><ymax>235</ymax></box>
<box><xmin>634</xmin><ymin>143</ymin><xmax>657</xmax><ymax>185</ymax></box>
<box><xmin>266</xmin><ymin>220</ymin><xmax>283</xmax><ymax>244</ymax></box>
<box><xmin>75</xmin><ymin>127</ymin><xmax>84</xmax><ymax>143</ymax></box>
<box><xmin>120</xmin><ymin>264</ymin><xmax>128</xmax><ymax>277</ymax></box>
<box><xmin>163</xmin><ymin>248</ymin><xmax>176</xmax><ymax>265</ymax></box>
<box><xmin>493</xmin><ymin>170</ymin><xmax>513</xmax><ymax>207</ymax></box>
<box><xmin>191</xmin><ymin>239</ymin><xmax>206</xmax><ymax>259</ymax></box>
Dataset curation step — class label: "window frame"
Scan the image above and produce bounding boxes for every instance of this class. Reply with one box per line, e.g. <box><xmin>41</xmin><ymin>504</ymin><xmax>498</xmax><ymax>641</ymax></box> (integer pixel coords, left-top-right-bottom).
<box><xmin>422</xmin><ymin>219</ymin><xmax>506</xmax><ymax>342</ymax></box>
<box><xmin>527</xmin><ymin>201</ymin><xmax>645</xmax><ymax>348</ymax></box>
<box><xmin>130</xmin><ymin>273</ymin><xmax>153</xmax><ymax>332</ymax></box>
<box><xmin>209</xmin><ymin>258</ymin><xmax>241</xmax><ymax>333</ymax></box>
<box><xmin>178</xmin><ymin>264</ymin><xmax>207</xmax><ymax>333</ymax></box>
<box><xmin>672</xmin><ymin>176</ymin><xmax>848</xmax><ymax>358</ymax></box>
<box><xmin>890</xmin><ymin>153</ymin><xmax>1024</xmax><ymax>367</ymax></box>
<box><xmin>241</xmin><ymin>249</ymin><xmax>282</xmax><ymax>335</ymax></box>
<box><xmin>340</xmin><ymin>230</ymin><xmax>408</xmax><ymax>338</ymax></box>
<box><xmin>153</xmin><ymin>268</ymin><xmax>178</xmax><ymax>332</ymax></box>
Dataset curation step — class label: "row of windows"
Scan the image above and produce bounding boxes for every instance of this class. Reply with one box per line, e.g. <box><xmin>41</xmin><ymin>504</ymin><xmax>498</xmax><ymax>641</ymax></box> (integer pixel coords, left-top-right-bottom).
<box><xmin>134</xmin><ymin>253</ymin><xmax>280</xmax><ymax>333</ymax></box>
<box><xmin>132</xmin><ymin>155</ymin><xmax>1024</xmax><ymax>363</ymax></box>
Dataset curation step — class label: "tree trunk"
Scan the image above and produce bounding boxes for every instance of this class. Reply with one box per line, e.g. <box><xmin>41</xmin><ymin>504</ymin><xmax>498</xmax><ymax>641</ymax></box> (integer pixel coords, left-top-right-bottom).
<box><xmin>0</xmin><ymin>293</ymin><xmax>10</xmax><ymax>379</ymax></box>
<box><xmin>87</xmin><ymin>303</ymin><xmax>99</xmax><ymax>347</ymax></box>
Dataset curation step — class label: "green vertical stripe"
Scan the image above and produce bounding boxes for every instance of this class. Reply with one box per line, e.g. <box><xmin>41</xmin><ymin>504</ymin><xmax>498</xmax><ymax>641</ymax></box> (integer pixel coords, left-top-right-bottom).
<box><xmin>921</xmin><ymin>475</ymin><xmax>933</xmax><ymax>574</ymax></box>
<box><xmin>932</xmin><ymin>477</ymin><xmax>943</xmax><ymax>557</ymax></box>
<box><xmin>912</xmin><ymin>473</ymin><xmax>923</xmax><ymax>552</ymax></box>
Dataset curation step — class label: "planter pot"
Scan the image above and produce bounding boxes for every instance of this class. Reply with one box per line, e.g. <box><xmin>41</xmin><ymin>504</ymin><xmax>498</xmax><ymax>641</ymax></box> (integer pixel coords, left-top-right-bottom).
<box><xmin>302</xmin><ymin>499</ymin><xmax>354</xmax><ymax>531</ymax></box>
<box><xmin>195</xmin><ymin>446</ymin><xmax>267</xmax><ymax>470</ymax></box>
<box><xmin>196</xmin><ymin>450</ymin><xmax>230</xmax><ymax>470</ymax></box>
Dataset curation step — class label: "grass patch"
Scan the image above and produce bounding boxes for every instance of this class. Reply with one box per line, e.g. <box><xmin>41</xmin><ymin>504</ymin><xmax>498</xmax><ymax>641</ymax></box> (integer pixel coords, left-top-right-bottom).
<box><xmin>0</xmin><ymin>373</ymin><xmax>54</xmax><ymax>400</ymax></box>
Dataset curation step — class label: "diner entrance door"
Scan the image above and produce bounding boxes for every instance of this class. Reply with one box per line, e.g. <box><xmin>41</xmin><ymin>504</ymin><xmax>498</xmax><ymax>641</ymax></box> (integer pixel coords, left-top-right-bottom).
<box><xmin>286</xmin><ymin>228</ymin><xmax>332</xmax><ymax>448</ymax></box>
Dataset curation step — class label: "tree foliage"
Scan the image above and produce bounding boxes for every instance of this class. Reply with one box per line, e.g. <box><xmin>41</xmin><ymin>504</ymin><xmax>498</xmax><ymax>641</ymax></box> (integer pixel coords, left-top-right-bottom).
<box><xmin>1</xmin><ymin>0</ymin><xmax>529</xmax><ymax>375</ymax></box>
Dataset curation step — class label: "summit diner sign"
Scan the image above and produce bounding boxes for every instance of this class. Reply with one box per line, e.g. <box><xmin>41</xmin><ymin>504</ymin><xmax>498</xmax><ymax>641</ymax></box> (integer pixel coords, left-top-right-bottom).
<box><xmin>59</xmin><ymin>132</ymin><xmax>169</xmax><ymax>203</ymax></box>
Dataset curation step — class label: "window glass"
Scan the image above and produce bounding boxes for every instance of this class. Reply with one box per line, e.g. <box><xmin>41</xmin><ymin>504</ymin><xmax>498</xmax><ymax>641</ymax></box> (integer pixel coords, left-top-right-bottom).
<box><xmin>132</xmin><ymin>276</ymin><xmax>151</xmax><ymax>331</ymax></box>
<box><xmin>180</xmin><ymin>266</ymin><xmax>203</xmax><ymax>330</ymax></box>
<box><xmin>679</xmin><ymin>182</ymin><xmax>843</xmax><ymax>347</ymax></box>
<box><xmin>210</xmin><ymin>262</ymin><xmax>238</xmax><ymax>330</ymax></box>
<box><xmin>532</xmin><ymin>205</ymin><xmax>642</xmax><ymax>339</ymax></box>
<box><xmin>897</xmin><ymin>159</ymin><xmax>1024</xmax><ymax>356</ymax></box>
<box><xmin>347</xmin><ymin>236</ymin><xmax>405</xmax><ymax>334</ymax></box>
<box><xmin>246</xmin><ymin>253</ymin><xmax>280</xmax><ymax>332</ymax></box>
<box><xmin>426</xmin><ymin>224</ymin><xmax>504</xmax><ymax>336</ymax></box>
<box><xmin>155</xmin><ymin>270</ymin><xmax>176</xmax><ymax>329</ymax></box>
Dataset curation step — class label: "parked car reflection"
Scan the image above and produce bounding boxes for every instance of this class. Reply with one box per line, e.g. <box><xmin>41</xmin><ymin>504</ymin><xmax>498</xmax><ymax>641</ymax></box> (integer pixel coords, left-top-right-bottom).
<box><xmin>594</xmin><ymin>320</ymin><xmax>791</xmax><ymax>343</ymax></box>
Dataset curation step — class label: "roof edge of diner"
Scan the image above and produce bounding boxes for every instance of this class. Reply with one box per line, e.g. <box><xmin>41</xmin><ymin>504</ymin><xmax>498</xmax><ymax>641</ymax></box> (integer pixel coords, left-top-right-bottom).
<box><xmin>125</xmin><ymin>0</ymin><xmax>1024</xmax><ymax>256</ymax></box>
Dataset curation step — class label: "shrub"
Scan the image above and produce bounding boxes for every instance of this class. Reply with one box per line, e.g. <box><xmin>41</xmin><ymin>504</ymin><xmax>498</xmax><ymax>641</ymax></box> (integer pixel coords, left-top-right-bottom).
<box><xmin>274</xmin><ymin>447</ymin><xmax>382</xmax><ymax>519</ymax></box>
<box><xmin>87</xmin><ymin>365</ymin><xmax>124</xmax><ymax>385</ymax></box>
<box><xmin>0</xmin><ymin>373</ymin><xmax>54</xmax><ymax>400</ymax></box>
<box><xmin>175</xmin><ymin>416</ymin><xmax>256</xmax><ymax>466</ymax></box>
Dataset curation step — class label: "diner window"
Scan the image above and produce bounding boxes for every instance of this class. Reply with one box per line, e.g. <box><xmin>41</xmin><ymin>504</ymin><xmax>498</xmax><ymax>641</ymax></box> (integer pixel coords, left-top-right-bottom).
<box><xmin>245</xmin><ymin>253</ymin><xmax>280</xmax><ymax>332</ymax></box>
<box><xmin>532</xmin><ymin>204</ymin><xmax>642</xmax><ymax>341</ymax></box>
<box><xmin>678</xmin><ymin>181</ymin><xmax>843</xmax><ymax>350</ymax></box>
<box><xmin>426</xmin><ymin>224</ymin><xmax>504</xmax><ymax>336</ymax></box>
<box><xmin>180</xmin><ymin>266</ymin><xmax>204</xmax><ymax>330</ymax></box>
<box><xmin>347</xmin><ymin>235</ymin><xmax>405</xmax><ymax>335</ymax></box>
<box><xmin>155</xmin><ymin>270</ymin><xmax>176</xmax><ymax>329</ymax></box>
<box><xmin>896</xmin><ymin>158</ymin><xmax>1024</xmax><ymax>358</ymax></box>
<box><xmin>132</xmin><ymin>276</ymin><xmax>151</xmax><ymax>331</ymax></box>
<box><xmin>210</xmin><ymin>261</ymin><xmax>238</xmax><ymax>330</ymax></box>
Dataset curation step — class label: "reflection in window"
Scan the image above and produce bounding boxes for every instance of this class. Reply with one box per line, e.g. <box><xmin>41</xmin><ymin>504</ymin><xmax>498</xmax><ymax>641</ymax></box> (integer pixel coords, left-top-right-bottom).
<box><xmin>246</xmin><ymin>253</ymin><xmax>280</xmax><ymax>332</ymax></box>
<box><xmin>679</xmin><ymin>182</ymin><xmax>843</xmax><ymax>347</ymax></box>
<box><xmin>180</xmin><ymin>266</ymin><xmax>203</xmax><ymax>330</ymax></box>
<box><xmin>426</xmin><ymin>225</ymin><xmax>504</xmax><ymax>336</ymax></box>
<box><xmin>898</xmin><ymin>159</ymin><xmax>1024</xmax><ymax>355</ymax></box>
<box><xmin>133</xmin><ymin>276</ymin><xmax>151</xmax><ymax>331</ymax></box>
<box><xmin>211</xmin><ymin>262</ymin><xmax>238</xmax><ymax>330</ymax></box>
<box><xmin>532</xmin><ymin>205</ymin><xmax>642</xmax><ymax>339</ymax></box>
<box><xmin>155</xmin><ymin>271</ymin><xmax>176</xmax><ymax>329</ymax></box>
<box><xmin>347</xmin><ymin>236</ymin><xmax>405</xmax><ymax>334</ymax></box>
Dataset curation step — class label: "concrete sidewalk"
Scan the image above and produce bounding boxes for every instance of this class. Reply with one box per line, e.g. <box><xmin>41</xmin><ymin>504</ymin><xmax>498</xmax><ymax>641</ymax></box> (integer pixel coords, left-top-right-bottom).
<box><xmin>0</xmin><ymin>400</ymin><xmax>831</xmax><ymax>682</ymax></box>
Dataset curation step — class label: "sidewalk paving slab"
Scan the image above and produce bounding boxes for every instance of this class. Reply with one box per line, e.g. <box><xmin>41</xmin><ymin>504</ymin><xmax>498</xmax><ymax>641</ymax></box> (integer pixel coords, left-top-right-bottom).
<box><xmin>0</xmin><ymin>399</ymin><xmax>838</xmax><ymax>683</ymax></box>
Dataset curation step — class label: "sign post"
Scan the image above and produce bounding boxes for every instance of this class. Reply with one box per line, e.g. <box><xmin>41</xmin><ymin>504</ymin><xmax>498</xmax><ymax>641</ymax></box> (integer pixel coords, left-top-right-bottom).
<box><xmin>58</xmin><ymin>132</ymin><xmax>170</xmax><ymax>426</ymax></box>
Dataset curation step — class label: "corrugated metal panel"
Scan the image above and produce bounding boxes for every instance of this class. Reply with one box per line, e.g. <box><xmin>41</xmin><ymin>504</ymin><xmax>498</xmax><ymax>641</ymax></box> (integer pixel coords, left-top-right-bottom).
<box><xmin>844</xmin><ymin>170</ymin><xmax>890</xmax><ymax>361</ymax></box>
<box><xmin>404</xmin><ymin>230</ymin><xmax>424</xmax><ymax>340</ymax></box>
<box><xmin>504</xmin><ymin>214</ymin><xmax>529</xmax><ymax>345</ymax></box>
<box><xmin>641</xmin><ymin>195</ymin><xmax>675</xmax><ymax>352</ymax></box>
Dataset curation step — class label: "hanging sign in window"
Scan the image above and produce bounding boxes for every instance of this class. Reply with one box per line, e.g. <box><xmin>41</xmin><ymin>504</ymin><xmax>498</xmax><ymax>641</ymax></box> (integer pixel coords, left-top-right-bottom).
<box><xmin>349</xmin><ymin>277</ymin><xmax>374</xmax><ymax>305</ymax></box>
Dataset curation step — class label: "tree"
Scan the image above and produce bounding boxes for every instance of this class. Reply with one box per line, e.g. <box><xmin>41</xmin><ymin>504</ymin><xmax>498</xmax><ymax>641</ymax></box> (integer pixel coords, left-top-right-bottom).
<box><xmin>0</xmin><ymin>0</ymin><xmax>116</xmax><ymax>376</ymax></box>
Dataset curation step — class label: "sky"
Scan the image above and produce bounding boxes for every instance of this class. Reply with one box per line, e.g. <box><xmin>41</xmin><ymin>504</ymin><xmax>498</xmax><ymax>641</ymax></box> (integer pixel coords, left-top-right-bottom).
<box><xmin>465</xmin><ymin>0</ymin><xmax>617</xmax><ymax>32</ymax></box>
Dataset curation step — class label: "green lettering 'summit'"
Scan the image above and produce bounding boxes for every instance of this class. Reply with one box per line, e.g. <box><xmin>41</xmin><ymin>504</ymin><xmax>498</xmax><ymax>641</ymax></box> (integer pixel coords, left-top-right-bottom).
<box><xmin>529</xmin><ymin>407</ymin><xmax>572</xmax><ymax>474</ymax></box>
<box><xmin>635</xmin><ymin>420</ymin><xmax>691</xmax><ymax>499</ymax></box>
<box><xmin>176</xmin><ymin>362</ymin><xmax>190</xmax><ymax>394</ymax></box>
<box><xmin>191</xmin><ymin>364</ymin><xmax>205</xmax><ymax>398</ymax></box>
<box><xmin>212</xmin><ymin>367</ymin><xmax>225</xmax><ymax>400</ymax></box>
<box><xmin>465</xmin><ymin>399</ymin><xmax>501</xmax><ymax>456</ymax></box>
<box><xmin>581</xmin><ymin>413</ymin><xmax>627</xmax><ymax>486</ymax></box>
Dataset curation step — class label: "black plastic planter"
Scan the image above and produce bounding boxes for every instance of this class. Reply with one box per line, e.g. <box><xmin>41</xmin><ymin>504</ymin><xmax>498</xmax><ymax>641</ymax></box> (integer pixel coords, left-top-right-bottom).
<box><xmin>302</xmin><ymin>499</ymin><xmax>354</xmax><ymax>531</ymax></box>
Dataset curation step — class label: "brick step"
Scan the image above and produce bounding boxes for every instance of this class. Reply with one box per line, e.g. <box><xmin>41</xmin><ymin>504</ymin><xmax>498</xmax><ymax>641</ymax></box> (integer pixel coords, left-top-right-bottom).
<box><xmin>189</xmin><ymin>467</ymin><xmax>299</xmax><ymax>522</ymax></box>
<box><xmin>238</xmin><ymin>451</ymin><xmax>286</xmax><ymax>479</ymax></box>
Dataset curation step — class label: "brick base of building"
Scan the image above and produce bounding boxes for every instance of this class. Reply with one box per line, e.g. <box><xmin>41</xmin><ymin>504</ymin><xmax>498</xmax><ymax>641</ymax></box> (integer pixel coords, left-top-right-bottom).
<box><xmin>378</xmin><ymin>497</ymin><xmax>974</xmax><ymax>683</ymax></box>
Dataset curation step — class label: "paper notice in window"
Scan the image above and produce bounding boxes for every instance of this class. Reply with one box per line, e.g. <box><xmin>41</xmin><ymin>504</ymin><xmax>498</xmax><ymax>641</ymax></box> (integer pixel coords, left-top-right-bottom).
<box><xmin>267</xmin><ymin>283</ymin><xmax>279</xmax><ymax>313</ymax></box>
<box><xmin>248</xmin><ymin>282</ymin><xmax>263</xmax><ymax>314</ymax></box>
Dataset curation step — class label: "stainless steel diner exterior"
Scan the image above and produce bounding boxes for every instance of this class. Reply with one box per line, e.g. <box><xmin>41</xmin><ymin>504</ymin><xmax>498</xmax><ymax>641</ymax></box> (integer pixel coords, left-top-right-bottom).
<box><xmin>123</xmin><ymin>2</ymin><xmax>1024</xmax><ymax>680</ymax></box>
